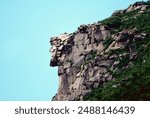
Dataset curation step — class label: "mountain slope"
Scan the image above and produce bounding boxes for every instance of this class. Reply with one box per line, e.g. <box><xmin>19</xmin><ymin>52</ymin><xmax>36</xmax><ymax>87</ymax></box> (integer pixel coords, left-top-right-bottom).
<box><xmin>50</xmin><ymin>1</ymin><xmax>150</xmax><ymax>101</ymax></box>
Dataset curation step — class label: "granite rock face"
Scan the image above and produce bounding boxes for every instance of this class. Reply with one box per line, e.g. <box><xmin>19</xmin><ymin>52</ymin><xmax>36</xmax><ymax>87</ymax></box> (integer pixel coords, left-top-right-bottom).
<box><xmin>50</xmin><ymin>1</ymin><xmax>148</xmax><ymax>101</ymax></box>
<box><xmin>112</xmin><ymin>1</ymin><xmax>149</xmax><ymax>15</ymax></box>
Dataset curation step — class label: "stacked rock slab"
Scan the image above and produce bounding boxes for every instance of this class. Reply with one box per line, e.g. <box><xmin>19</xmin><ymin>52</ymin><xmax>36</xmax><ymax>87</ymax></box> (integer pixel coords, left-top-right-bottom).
<box><xmin>50</xmin><ymin>1</ymin><xmax>148</xmax><ymax>101</ymax></box>
<box><xmin>50</xmin><ymin>23</ymin><xmax>111</xmax><ymax>100</ymax></box>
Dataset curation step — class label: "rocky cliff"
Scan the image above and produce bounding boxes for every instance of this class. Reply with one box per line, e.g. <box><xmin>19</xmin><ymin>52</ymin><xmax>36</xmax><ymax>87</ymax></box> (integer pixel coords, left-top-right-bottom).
<box><xmin>50</xmin><ymin>1</ymin><xmax>150</xmax><ymax>101</ymax></box>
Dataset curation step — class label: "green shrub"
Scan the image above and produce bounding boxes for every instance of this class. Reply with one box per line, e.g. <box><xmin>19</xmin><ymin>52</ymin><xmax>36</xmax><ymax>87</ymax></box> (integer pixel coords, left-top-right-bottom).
<box><xmin>101</xmin><ymin>16</ymin><xmax>122</xmax><ymax>29</ymax></box>
<box><xmin>103</xmin><ymin>37</ymin><xmax>114</xmax><ymax>49</ymax></box>
<box><xmin>84</xmin><ymin>1</ymin><xmax>150</xmax><ymax>100</ymax></box>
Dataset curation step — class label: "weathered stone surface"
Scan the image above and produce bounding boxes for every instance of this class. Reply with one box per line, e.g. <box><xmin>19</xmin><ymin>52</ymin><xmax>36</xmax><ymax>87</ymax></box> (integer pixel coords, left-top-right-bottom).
<box><xmin>49</xmin><ymin>2</ymin><xmax>148</xmax><ymax>101</ymax></box>
<box><xmin>126</xmin><ymin>2</ymin><xmax>149</xmax><ymax>13</ymax></box>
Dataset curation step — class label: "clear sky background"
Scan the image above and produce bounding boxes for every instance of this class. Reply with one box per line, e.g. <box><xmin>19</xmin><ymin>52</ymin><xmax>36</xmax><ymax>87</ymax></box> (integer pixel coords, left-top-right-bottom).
<box><xmin>0</xmin><ymin>0</ymin><xmax>143</xmax><ymax>100</ymax></box>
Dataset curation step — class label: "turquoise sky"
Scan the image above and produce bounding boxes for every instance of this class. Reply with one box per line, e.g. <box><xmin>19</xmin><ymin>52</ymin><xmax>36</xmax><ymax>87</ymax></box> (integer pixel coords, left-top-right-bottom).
<box><xmin>0</xmin><ymin>0</ymin><xmax>142</xmax><ymax>100</ymax></box>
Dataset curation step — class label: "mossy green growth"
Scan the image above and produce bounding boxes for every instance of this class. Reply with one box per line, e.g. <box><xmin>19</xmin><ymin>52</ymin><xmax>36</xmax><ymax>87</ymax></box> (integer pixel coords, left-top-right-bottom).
<box><xmin>103</xmin><ymin>37</ymin><xmax>115</xmax><ymax>49</ymax></box>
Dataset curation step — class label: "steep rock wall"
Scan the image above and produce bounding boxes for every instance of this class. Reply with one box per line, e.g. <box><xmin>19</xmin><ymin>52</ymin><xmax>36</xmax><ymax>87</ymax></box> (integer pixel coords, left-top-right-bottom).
<box><xmin>50</xmin><ymin>1</ymin><xmax>149</xmax><ymax>101</ymax></box>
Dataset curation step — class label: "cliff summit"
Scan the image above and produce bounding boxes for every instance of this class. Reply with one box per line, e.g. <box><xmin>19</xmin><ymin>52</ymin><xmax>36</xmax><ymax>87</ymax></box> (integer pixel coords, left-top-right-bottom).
<box><xmin>50</xmin><ymin>1</ymin><xmax>150</xmax><ymax>101</ymax></box>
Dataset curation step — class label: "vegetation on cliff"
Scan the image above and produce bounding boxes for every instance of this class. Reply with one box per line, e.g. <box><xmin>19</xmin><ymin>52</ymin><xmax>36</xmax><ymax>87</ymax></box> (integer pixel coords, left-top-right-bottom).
<box><xmin>50</xmin><ymin>1</ymin><xmax>150</xmax><ymax>101</ymax></box>
<box><xmin>84</xmin><ymin>1</ymin><xmax>150</xmax><ymax>101</ymax></box>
